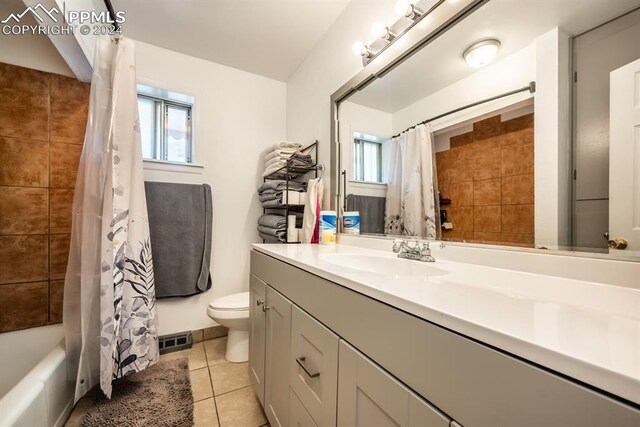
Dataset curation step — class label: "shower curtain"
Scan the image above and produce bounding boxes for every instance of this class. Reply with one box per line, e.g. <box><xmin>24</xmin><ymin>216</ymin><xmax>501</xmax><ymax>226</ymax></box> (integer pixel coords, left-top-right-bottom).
<box><xmin>64</xmin><ymin>36</ymin><xmax>158</xmax><ymax>402</ymax></box>
<box><xmin>384</xmin><ymin>123</ymin><xmax>438</xmax><ymax>238</ymax></box>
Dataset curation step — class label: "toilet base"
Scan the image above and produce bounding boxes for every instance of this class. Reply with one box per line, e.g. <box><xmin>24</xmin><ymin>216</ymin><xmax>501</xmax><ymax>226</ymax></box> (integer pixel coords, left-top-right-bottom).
<box><xmin>225</xmin><ymin>329</ymin><xmax>249</xmax><ymax>362</ymax></box>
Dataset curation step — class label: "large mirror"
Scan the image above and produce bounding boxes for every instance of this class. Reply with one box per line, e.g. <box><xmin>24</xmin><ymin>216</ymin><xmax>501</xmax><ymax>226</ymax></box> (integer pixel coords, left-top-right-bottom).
<box><xmin>335</xmin><ymin>0</ymin><xmax>640</xmax><ymax>259</ymax></box>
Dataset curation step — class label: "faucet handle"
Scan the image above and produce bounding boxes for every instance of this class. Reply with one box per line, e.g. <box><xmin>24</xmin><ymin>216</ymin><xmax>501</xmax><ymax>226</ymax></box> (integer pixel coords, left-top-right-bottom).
<box><xmin>419</xmin><ymin>242</ymin><xmax>436</xmax><ymax>262</ymax></box>
<box><xmin>392</xmin><ymin>239</ymin><xmax>405</xmax><ymax>253</ymax></box>
<box><xmin>420</xmin><ymin>241</ymin><xmax>431</xmax><ymax>255</ymax></box>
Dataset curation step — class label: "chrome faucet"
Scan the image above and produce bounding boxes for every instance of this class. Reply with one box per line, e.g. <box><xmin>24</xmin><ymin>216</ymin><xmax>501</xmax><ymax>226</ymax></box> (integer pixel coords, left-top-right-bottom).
<box><xmin>392</xmin><ymin>239</ymin><xmax>436</xmax><ymax>262</ymax></box>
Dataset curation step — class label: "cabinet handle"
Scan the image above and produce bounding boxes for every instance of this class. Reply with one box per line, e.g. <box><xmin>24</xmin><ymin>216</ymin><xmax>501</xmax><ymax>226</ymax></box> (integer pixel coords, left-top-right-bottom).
<box><xmin>296</xmin><ymin>356</ymin><xmax>320</xmax><ymax>378</ymax></box>
<box><xmin>256</xmin><ymin>299</ymin><xmax>264</xmax><ymax>306</ymax></box>
<box><xmin>262</xmin><ymin>305</ymin><xmax>270</xmax><ymax>312</ymax></box>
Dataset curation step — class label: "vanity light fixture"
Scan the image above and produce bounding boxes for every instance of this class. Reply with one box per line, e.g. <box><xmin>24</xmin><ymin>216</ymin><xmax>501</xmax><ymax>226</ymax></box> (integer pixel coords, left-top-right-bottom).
<box><xmin>371</xmin><ymin>22</ymin><xmax>396</xmax><ymax>41</ymax></box>
<box><xmin>352</xmin><ymin>41</ymin><xmax>373</xmax><ymax>58</ymax></box>
<box><xmin>352</xmin><ymin>0</ymin><xmax>443</xmax><ymax>64</ymax></box>
<box><xmin>394</xmin><ymin>0</ymin><xmax>422</xmax><ymax>20</ymax></box>
<box><xmin>463</xmin><ymin>39</ymin><xmax>501</xmax><ymax>68</ymax></box>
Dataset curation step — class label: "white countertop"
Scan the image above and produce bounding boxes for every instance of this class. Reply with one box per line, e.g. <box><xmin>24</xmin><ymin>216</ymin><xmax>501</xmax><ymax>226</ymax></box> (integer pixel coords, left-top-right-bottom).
<box><xmin>252</xmin><ymin>243</ymin><xmax>640</xmax><ymax>405</ymax></box>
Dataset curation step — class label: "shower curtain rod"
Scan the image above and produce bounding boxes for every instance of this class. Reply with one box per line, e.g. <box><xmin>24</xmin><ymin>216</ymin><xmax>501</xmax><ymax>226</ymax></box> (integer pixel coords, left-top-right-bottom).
<box><xmin>103</xmin><ymin>0</ymin><xmax>120</xmax><ymax>31</ymax></box>
<box><xmin>390</xmin><ymin>81</ymin><xmax>536</xmax><ymax>139</ymax></box>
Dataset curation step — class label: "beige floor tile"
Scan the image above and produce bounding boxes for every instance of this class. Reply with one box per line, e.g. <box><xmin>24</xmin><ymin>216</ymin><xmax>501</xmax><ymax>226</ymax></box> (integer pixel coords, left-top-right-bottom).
<box><xmin>216</xmin><ymin>386</ymin><xmax>267</xmax><ymax>427</ymax></box>
<box><xmin>204</xmin><ymin>336</ymin><xmax>228</xmax><ymax>366</ymax></box>
<box><xmin>194</xmin><ymin>397</ymin><xmax>219</xmax><ymax>427</ymax></box>
<box><xmin>190</xmin><ymin>367</ymin><xmax>214</xmax><ymax>402</ymax></box>
<box><xmin>160</xmin><ymin>342</ymin><xmax>207</xmax><ymax>370</ymax></box>
<box><xmin>210</xmin><ymin>361</ymin><xmax>251</xmax><ymax>396</ymax></box>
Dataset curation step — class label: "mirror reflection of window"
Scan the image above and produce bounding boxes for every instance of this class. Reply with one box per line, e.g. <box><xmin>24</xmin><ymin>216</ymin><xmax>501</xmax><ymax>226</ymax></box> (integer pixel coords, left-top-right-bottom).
<box><xmin>352</xmin><ymin>132</ymin><xmax>388</xmax><ymax>184</ymax></box>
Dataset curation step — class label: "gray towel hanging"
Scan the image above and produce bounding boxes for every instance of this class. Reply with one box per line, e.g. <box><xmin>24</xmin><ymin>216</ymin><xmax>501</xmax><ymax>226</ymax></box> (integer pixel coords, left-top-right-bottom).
<box><xmin>145</xmin><ymin>181</ymin><xmax>213</xmax><ymax>298</ymax></box>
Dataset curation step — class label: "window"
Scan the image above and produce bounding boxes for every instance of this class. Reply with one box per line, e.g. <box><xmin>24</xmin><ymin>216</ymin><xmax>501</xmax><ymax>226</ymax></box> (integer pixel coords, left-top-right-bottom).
<box><xmin>137</xmin><ymin>91</ymin><xmax>193</xmax><ymax>163</ymax></box>
<box><xmin>353</xmin><ymin>134</ymin><xmax>384</xmax><ymax>183</ymax></box>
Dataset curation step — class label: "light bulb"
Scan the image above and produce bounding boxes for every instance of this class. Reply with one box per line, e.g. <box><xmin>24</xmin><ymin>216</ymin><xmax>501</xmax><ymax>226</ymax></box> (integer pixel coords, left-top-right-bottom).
<box><xmin>394</xmin><ymin>0</ymin><xmax>412</xmax><ymax>17</ymax></box>
<box><xmin>463</xmin><ymin>39</ymin><xmax>501</xmax><ymax>68</ymax></box>
<box><xmin>371</xmin><ymin>22</ymin><xmax>395</xmax><ymax>40</ymax></box>
<box><xmin>352</xmin><ymin>41</ymin><xmax>369</xmax><ymax>57</ymax></box>
<box><xmin>371</xmin><ymin>22</ymin><xmax>386</xmax><ymax>38</ymax></box>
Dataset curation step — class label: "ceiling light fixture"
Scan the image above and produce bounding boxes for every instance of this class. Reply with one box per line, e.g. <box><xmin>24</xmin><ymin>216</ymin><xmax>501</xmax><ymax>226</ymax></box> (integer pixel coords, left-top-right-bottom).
<box><xmin>352</xmin><ymin>41</ymin><xmax>373</xmax><ymax>58</ymax></box>
<box><xmin>394</xmin><ymin>0</ymin><xmax>422</xmax><ymax>20</ymax></box>
<box><xmin>371</xmin><ymin>22</ymin><xmax>396</xmax><ymax>40</ymax></box>
<box><xmin>463</xmin><ymin>39</ymin><xmax>501</xmax><ymax>68</ymax></box>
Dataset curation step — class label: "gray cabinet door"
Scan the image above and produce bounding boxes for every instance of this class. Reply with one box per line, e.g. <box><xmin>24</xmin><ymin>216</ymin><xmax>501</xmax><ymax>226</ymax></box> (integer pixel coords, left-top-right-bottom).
<box><xmin>265</xmin><ymin>286</ymin><xmax>293</xmax><ymax>427</ymax></box>
<box><xmin>290</xmin><ymin>306</ymin><xmax>339</xmax><ymax>426</ymax></box>
<box><xmin>337</xmin><ymin>341</ymin><xmax>450</xmax><ymax>427</ymax></box>
<box><xmin>290</xmin><ymin>388</ymin><xmax>319</xmax><ymax>427</ymax></box>
<box><xmin>249</xmin><ymin>274</ymin><xmax>267</xmax><ymax>405</ymax></box>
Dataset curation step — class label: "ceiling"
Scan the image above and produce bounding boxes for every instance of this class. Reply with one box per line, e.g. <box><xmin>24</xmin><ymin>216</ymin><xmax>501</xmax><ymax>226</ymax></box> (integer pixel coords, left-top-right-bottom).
<box><xmin>112</xmin><ymin>0</ymin><xmax>351</xmax><ymax>82</ymax></box>
<box><xmin>347</xmin><ymin>0</ymin><xmax>640</xmax><ymax>113</ymax></box>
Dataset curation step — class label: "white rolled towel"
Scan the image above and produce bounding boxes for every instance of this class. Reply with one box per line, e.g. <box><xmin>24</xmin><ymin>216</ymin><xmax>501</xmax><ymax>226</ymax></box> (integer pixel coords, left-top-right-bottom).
<box><xmin>265</xmin><ymin>156</ymin><xmax>288</xmax><ymax>169</ymax></box>
<box><xmin>265</xmin><ymin>148</ymin><xmax>299</xmax><ymax>162</ymax></box>
<box><xmin>275</xmin><ymin>141</ymin><xmax>303</xmax><ymax>150</ymax></box>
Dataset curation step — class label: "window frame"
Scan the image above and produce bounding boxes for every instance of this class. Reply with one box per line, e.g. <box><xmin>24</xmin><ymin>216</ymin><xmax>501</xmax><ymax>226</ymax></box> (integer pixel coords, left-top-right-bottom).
<box><xmin>137</xmin><ymin>93</ymin><xmax>193</xmax><ymax>164</ymax></box>
<box><xmin>352</xmin><ymin>137</ymin><xmax>383</xmax><ymax>183</ymax></box>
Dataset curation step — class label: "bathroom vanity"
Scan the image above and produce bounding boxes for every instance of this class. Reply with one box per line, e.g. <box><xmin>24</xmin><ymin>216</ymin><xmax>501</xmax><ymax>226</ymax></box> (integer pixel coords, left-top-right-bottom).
<box><xmin>249</xmin><ymin>243</ymin><xmax>640</xmax><ymax>427</ymax></box>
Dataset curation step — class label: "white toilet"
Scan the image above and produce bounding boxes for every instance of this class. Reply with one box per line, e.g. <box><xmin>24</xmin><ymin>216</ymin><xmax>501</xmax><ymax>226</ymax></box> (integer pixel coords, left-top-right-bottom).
<box><xmin>206</xmin><ymin>292</ymin><xmax>250</xmax><ymax>363</ymax></box>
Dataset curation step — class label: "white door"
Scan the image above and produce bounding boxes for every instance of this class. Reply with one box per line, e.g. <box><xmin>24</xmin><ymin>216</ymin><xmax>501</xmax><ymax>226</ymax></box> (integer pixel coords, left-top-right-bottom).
<box><xmin>609</xmin><ymin>58</ymin><xmax>640</xmax><ymax>255</ymax></box>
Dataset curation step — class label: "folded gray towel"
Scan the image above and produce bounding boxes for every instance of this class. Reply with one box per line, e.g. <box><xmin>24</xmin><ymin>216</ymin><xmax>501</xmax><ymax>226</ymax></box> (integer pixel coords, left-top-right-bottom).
<box><xmin>258</xmin><ymin>180</ymin><xmax>306</xmax><ymax>194</ymax></box>
<box><xmin>259</xmin><ymin>192</ymin><xmax>282</xmax><ymax>203</ymax></box>
<box><xmin>259</xmin><ymin>232</ymin><xmax>281</xmax><ymax>243</ymax></box>
<box><xmin>258</xmin><ymin>225</ymin><xmax>286</xmax><ymax>242</ymax></box>
<box><xmin>258</xmin><ymin>214</ymin><xmax>287</xmax><ymax>229</ymax></box>
<box><xmin>289</xmin><ymin>153</ymin><xmax>313</xmax><ymax>166</ymax></box>
<box><xmin>145</xmin><ymin>182</ymin><xmax>212</xmax><ymax>298</ymax></box>
<box><xmin>261</xmin><ymin>197</ymin><xmax>284</xmax><ymax>208</ymax></box>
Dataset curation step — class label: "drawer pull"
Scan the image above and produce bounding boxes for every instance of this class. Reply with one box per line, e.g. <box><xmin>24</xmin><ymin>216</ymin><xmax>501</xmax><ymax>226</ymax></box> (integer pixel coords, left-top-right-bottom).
<box><xmin>296</xmin><ymin>356</ymin><xmax>320</xmax><ymax>378</ymax></box>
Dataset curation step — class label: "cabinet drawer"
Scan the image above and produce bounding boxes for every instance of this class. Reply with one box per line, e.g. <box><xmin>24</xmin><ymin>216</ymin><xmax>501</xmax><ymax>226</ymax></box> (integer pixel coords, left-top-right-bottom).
<box><xmin>290</xmin><ymin>388</ymin><xmax>318</xmax><ymax>427</ymax></box>
<box><xmin>338</xmin><ymin>341</ymin><xmax>451</xmax><ymax>427</ymax></box>
<box><xmin>290</xmin><ymin>306</ymin><xmax>339</xmax><ymax>426</ymax></box>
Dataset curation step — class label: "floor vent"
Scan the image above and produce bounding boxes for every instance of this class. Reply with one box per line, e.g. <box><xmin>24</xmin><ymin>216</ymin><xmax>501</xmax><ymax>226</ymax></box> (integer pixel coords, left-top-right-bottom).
<box><xmin>159</xmin><ymin>331</ymin><xmax>193</xmax><ymax>355</ymax></box>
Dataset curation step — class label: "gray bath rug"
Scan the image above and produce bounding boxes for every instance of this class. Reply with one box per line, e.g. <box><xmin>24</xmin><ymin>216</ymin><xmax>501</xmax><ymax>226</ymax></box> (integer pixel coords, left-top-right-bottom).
<box><xmin>80</xmin><ymin>358</ymin><xmax>194</xmax><ymax>427</ymax></box>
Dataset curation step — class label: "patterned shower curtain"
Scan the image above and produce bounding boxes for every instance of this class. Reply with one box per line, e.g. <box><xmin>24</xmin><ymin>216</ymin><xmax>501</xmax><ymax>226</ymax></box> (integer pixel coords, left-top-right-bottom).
<box><xmin>384</xmin><ymin>123</ymin><xmax>438</xmax><ymax>238</ymax></box>
<box><xmin>64</xmin><ymin>36</ymin><xmax>158</xmax><ymax>402</ymax></box>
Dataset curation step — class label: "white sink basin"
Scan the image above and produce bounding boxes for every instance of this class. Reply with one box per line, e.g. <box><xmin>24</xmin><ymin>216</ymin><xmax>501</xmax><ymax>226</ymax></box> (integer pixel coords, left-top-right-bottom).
<box><xmin>320</xmin><ymin>253</ymin><xmax>447</xmax><ymax>277</ymax></box>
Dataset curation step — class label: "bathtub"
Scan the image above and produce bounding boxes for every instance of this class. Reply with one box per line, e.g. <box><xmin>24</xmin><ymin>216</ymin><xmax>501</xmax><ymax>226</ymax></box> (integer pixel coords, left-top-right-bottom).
<box><xmin>0</xmin><ymin>324</ymin><xmax>75</xmax><ymax>427</ymax></box>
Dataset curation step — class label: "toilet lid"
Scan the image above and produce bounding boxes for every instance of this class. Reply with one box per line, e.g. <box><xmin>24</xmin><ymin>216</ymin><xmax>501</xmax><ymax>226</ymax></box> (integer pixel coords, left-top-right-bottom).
<box><xmin>209</xmin><ymin>291</ymin><xmax>250</xmax><ymax>310</ymax></box>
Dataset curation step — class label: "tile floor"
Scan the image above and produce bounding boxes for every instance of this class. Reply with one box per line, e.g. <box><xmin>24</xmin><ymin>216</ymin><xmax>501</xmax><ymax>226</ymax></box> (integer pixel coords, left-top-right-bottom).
<box><xmin>66</xmin><ymin>336</ymin><xmax>269</xmax><ymax>427</ymax></box>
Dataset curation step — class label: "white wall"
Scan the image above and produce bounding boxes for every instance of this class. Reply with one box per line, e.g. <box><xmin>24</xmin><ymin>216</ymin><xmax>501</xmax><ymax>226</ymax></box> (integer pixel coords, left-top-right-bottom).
<box><xmin>286</xmin><ymin>0</ymin><xmax>397</xmax><ymax>206</ymax></box>
<box><xmin>534</xmin><ymin>28</ymin><xmax>571</xmax><ymax>250</ymax></box>
<box><xmin>0</xmin><ymin>1</ymin><xmax>73</xmax><ymax>76</ymax></box>
<box><xmin>134</xmin><ymin>41</ymin><xmax>287</xmax><ymax>335</ymax></box>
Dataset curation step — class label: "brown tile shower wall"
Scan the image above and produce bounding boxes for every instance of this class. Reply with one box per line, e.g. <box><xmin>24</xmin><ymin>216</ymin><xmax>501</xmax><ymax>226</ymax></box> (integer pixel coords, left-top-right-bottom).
<box><xmin>0</xmin><ymin>63</ymin><xmax>89</xmax><ymax>333</ymax></box>
<box><xmin>436</xmin><ymin>113</ymin><xmax>534</xmax><ymax>247</ymax></box>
